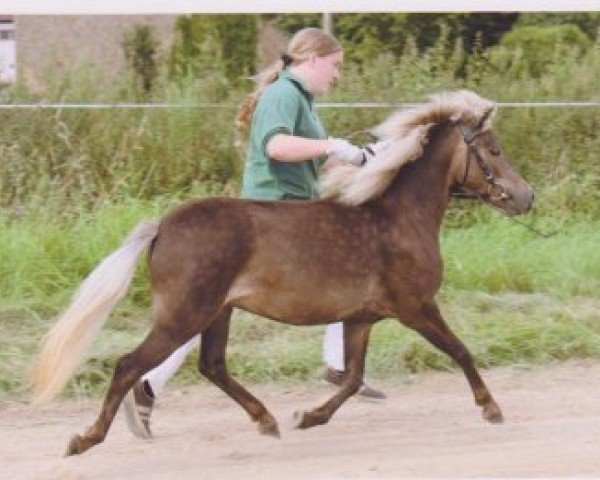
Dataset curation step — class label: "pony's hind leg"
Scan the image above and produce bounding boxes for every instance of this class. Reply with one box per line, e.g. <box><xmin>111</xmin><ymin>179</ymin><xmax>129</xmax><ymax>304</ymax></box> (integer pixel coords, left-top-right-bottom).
<box><xmin>295</xmin><ymin>319</ymin><xmax>373</xmax><ymax>429</ymax></box>
<box><xmin>198</xmin><ymin>308</ymin><xmax>280</xmax><ymax>438</ymax></box>
<box><xmin>400</xmin><ymin>300</ymin><xmax>503</xmax><ymax>423</ymax></box>
<box><xmin>65</xmin><ymin>324</ymin><xmax>193</xmax><ymax>456</ymax></box>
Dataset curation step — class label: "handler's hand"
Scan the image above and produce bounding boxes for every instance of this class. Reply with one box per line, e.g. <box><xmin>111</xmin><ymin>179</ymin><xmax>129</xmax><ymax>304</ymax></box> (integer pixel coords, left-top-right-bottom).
<box><xmin>325</xmin><ymin>138</ymin><xmax>365</xmax><ymax>166</ymax></box>
<box><xmin>362</xmin><ymin>139</ymin><xmax>393</xmax><ymax>162</ymax></box>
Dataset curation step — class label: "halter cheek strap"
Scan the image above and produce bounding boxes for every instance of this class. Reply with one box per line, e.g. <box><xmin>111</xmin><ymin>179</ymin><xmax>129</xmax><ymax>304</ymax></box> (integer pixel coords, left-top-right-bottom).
<box><xmin>456</xmin><ymin>124</ymin><xmax>506</xmax><ymax>199</ymax></box>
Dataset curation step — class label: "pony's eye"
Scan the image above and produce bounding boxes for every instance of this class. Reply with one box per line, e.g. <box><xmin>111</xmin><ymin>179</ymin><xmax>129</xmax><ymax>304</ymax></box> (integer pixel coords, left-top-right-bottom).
<box><xmin>489</xmin><ymin>147</ymin><xmax>500</xmax><ymax>156</ymax></box>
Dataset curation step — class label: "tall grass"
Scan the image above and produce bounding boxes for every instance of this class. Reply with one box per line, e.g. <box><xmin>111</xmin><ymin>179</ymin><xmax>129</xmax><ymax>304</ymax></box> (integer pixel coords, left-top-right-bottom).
<box><xmin>0</xmin><ymin>73</ymin><xmax>242</xmax><ymax>213</ymax></box>
<box><xmin>1</xmin><ymin>39</ymin><xmax>598</xmax><ymax>218</ymax></box>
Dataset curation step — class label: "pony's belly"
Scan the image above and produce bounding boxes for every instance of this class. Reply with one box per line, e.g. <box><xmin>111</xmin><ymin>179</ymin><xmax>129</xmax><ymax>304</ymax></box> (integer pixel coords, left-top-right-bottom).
<box><xmin>231</xmin><ymin>293</ymin><xmax>352</xmax><ymax>325</ymax></box>
<box><xmin>225</xmin><ymin>269</ymin><xmax>389</xmax><ymax>324</ymax></box>
<box><xmin>226</xmin><ymin>283</ymin><xmax>370</xmax><ymax>325</ymax></box>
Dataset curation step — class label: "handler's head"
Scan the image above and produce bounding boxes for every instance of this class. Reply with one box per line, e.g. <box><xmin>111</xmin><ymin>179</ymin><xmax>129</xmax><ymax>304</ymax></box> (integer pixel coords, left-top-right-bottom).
<box><xmin>236</xmin><ymin>27</ymin><xmax>343</xmax><ymax>131</ymax></box>
<box><xmin>284</xmin><ymin>28</ymin><xmax>344</xmax><ymax>95</ymax></box>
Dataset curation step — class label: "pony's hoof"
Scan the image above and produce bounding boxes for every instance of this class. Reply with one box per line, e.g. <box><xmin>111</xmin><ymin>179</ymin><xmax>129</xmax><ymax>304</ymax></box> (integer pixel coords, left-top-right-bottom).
<box><xmin>64</xmin><ymin>434</ymin><xmax>89</xmax><ymax>457</ymax></box>
<box><xmin>293</xmin><ymin>410</ymin><xmax>323</xmax><ymax>429</ymax></box>
<box><xmin>258</xmin><ymin>415</ymin><xmax>281</xmax><ymax>438</ymax></box>
<box><xmin>483</xmin><ymin>403</ymin><xmax>504</xmax><ymax>424</ymax></box>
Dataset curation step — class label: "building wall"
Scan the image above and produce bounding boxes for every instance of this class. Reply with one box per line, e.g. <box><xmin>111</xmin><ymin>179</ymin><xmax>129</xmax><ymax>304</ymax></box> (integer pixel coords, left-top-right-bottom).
<box><xmin>11</xmin><ymin>15</ymin><xmax>291</xmax><ymax>93</ymax></box>
<box><xmin>15</xmin><ymin>15</ymin><xmax>177</xmax><ymax>92</ymax></box>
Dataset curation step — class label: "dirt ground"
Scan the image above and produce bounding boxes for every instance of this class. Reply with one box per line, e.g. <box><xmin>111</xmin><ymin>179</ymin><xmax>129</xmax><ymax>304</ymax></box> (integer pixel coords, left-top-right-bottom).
<box><xmin>1</xmin><ymin>360</ymin><xmax>599</xmax><ymax>479</ymax></box>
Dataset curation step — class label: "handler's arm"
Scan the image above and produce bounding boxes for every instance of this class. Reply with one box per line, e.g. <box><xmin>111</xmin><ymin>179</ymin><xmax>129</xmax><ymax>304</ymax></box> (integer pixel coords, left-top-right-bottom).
<box><xmin>267</xmin><ymin>134</ymin><xmax>364</xmax><ymax>165</ymax></box>
<box><xmin>266</xmin><ymin>134</ymin><xmax>329</xmax><ymax>162</ymax></box>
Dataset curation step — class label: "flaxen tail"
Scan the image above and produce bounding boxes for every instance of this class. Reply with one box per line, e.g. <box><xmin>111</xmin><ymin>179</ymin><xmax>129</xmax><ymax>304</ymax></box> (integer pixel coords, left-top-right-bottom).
<box><xmin>31</xmin><ymin>220</ymin><xmax>159</xmax><ymax>404</ymax></box>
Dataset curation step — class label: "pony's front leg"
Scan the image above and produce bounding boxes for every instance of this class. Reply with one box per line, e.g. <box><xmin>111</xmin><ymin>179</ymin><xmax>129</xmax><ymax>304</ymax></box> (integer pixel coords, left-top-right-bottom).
<box><xmin>65</xmin><ymin>325</ymin><xmax>186</xmax><ymax>456</ymax></box>
<box><xmin>399</xmin><ymin>300</ymin><xmax>503</xmax><ymax>423</ymax></box>
<box><xmin>295</xmin><ymin>320</ymin><xmax>373</xmax><ymax>429</ymax></box>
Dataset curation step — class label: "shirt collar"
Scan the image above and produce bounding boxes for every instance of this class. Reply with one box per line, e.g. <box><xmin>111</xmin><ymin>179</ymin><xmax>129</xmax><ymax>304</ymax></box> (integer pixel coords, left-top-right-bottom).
<box><xmin>279</xmin><ymin>69</ymin><xmax>313</xmax><ymax>104</ymax></box>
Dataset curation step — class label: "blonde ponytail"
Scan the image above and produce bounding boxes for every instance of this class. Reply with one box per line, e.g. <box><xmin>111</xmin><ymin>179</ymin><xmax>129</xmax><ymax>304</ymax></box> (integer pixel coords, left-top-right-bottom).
<box><xmin>235</xmin><ymin>59</ymin><xmax>286</xmax><ymax>132</ymax></box>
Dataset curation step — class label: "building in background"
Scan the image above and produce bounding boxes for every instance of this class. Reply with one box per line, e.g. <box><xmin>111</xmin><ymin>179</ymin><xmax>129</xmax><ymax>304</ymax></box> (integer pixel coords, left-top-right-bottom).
<box><xmin>1</xmin><ymin>15</ymin><xmax>288</xmax><ymax>92</ymax></box>
<box><xmin>0</xmin><ymin>15</ymin><xmax>16</xmax><ymax>83</ymax></box>
<box><xmin>4</xmin><ymin>16</ymin><xmax>177</xmax><ymax>92</ymax></box>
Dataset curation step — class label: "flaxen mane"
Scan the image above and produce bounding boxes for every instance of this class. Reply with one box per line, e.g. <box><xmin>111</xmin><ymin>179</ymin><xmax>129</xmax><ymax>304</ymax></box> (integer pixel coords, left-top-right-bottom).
<box><xmin>321</xmin><ymin>90</ymin><xmax>497</xmax><ymax>206</ymax></box>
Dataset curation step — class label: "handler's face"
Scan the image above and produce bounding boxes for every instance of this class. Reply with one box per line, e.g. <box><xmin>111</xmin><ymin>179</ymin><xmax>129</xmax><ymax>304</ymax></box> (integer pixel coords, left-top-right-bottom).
<box><xmin>310</xmin><ymin>51</ymin><xmax>344</xmax><ymax>95</ymax></box>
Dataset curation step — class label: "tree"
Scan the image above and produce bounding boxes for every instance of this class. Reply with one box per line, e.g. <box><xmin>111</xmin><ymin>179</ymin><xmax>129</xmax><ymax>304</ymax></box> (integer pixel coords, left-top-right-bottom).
<box><xmin>275</xmin><ymin>13</ymin><xmax>519</xmax><ymax>64</ymax></box>
<box><xmin>517</xmin><ymin>13</ymin><xmax>600</xmax><ymax>40</ymax></box>
<box><xmin>169</xmin><ymin>15</ymin><xmax>258</xmax><ymax>84</ymax></box>
<box><xmin>122</xmin><ymin>24</ymin><xmax>159</xmax><ymax>98</ymax></box>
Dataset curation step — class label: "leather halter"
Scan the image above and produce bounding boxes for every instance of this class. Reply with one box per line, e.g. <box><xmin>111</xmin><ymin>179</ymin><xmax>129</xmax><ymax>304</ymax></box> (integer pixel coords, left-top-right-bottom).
<box><xmin>452</xmin><ymin>122</ymin><xmax>509</xmax><ymax>202</ymax></box>
<box><xmin>457</xmin><ymin>124</ymin><xmax>494</xmax><ymax>186</ymax></box>
<box><xmin>453</xmin><ymin>123</ymin><xmax>555</xmax><ymax>237</ymax></box>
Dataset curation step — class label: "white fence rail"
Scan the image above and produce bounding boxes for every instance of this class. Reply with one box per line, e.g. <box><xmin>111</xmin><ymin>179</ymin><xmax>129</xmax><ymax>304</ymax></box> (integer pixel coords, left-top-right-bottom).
<box><xmin>0</xmin><ymin>101</ymin><xmax>599</xmax><ymax>110</ymax></box>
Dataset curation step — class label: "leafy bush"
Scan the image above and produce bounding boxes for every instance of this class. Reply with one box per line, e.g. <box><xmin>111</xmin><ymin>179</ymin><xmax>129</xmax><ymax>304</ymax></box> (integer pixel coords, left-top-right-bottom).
<box><xmin>517</xmin><ymin>12</ymin><xmax>600</xmax><ymax>39</ymax></box>
<box><xmin>498</xmin><ymin>24</ymin><xmax>592</xmax><ymax>78</ymax></box>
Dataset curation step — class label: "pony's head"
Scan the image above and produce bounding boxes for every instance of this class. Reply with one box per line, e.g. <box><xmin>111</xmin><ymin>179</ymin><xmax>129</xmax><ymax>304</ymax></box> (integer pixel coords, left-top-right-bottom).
<box><xmin>448</xmin><ymin>101</ymin><xmax>534</xmax><ymax>216</ymax></box>
<box><xmin>321</xmin><ymin>90</ymin><xmax>534</xmax><ymax>216</ymax></box>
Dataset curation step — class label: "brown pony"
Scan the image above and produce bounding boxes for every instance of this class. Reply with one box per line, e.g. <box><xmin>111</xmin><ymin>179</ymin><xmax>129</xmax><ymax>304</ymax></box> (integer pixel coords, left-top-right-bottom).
<box><xmin>31</xmin><ymin>90</ymin><xmax>533</xmax><ymax>456</ymax></box>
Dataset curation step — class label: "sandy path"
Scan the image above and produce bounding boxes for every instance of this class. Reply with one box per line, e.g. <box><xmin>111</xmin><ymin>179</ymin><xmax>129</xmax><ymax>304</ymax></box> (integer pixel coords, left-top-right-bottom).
<box><xmin>1</xmin><ymin>360</ymin><xmax>598</xmax><ymax>479</ymax></box>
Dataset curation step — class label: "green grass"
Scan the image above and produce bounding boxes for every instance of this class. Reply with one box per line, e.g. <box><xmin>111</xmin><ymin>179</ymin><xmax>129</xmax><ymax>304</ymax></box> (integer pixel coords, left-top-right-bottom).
<box><xmin>3</xmin><ymin>291</ymin><xmax>598</xmax><ymax>401</ymax></box>
<box><xmin>1</xmin><ymin>201</ymin><xmax>598</xmax><ymax>400</ymax></box>
<box><xmin>2</xmin><ymin>199</ymin><xmax>598</xmax><ymax>314</ymax></box>
<box><xmin>441</xmin><ymin>213</ymin><xmax>600</xmax><ymax>297</ymax></box>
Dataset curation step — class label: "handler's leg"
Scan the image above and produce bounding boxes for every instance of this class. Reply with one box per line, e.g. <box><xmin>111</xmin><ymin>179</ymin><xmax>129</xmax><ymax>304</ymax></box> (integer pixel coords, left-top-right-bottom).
<box><xmin>323</xmin><ymin>322</ymin><xmax>345</xmax><ymax>371</ymax></box>
<box><xmin>123</xmin><ymin>334</ymin><xmax>199</xmax><ymax>438</ymax></box>
<box><xmin>323</xmin><ymin>322</ymin><xmax>386</xmax><ymax>399</ymax></box>
<box><xmin>144</xmin><ymin>335</ymin><xmax>198</xmax><ymax>395</ymax></box>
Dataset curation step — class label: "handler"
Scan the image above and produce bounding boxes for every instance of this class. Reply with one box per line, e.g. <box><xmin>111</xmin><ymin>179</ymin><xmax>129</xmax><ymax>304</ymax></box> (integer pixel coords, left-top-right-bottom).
<box><xmin>124</xmin><ymin>27</ymin><xmax>387</xmax><ymax>439</ymax></box>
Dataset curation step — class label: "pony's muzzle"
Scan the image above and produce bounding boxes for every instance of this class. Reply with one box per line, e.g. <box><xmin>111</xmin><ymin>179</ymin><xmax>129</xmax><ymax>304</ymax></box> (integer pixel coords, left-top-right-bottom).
<box><xmin>495</xmin><ymin>179</ymin><xmax>534</xmax><ymax>215</ymax></box>
<box><xmin>509</xmin><ymin>183</ymin><xmax>534</xmax><ymax>215</ymax></box>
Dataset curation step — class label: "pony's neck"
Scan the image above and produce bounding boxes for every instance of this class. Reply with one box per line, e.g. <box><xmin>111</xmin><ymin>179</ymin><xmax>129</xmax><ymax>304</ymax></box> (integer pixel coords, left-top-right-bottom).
<box><xmin>377</xmin><ymin>122</ymin><xmax>458</xmax><ymax>233</ymax></box>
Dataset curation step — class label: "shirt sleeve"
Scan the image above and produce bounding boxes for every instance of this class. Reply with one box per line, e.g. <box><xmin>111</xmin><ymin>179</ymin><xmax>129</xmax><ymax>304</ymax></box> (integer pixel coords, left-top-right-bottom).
<box><xmin>253</xmin><ymin>85</ymin><xmax>301</xmax><ymax>158</ymax></box>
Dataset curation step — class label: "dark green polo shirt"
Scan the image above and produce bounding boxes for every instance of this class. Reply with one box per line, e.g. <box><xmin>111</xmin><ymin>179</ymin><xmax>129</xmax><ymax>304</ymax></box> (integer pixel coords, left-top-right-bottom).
<box><xmin>241</xmin><ymin>70</ymin><xmax>327</xmax><ymax>200</ymax></box>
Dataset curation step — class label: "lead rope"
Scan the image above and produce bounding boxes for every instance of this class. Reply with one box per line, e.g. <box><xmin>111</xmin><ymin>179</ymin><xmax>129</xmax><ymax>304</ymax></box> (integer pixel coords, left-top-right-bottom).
<box><xmin>499</xmin><ymin>213</ymin><xmax>560</xmax><ymax>238</ymax></box>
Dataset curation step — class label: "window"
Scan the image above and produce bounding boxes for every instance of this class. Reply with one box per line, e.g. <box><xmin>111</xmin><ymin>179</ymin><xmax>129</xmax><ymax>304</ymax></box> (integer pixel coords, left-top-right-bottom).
<box><xmin>0</xmin><ymin>21</ymin><xmax>16</xmax><ymax>83</ymax></box>
<box><xmin>0</xmin><ymin>29</ymin><xmax>15</xmax><ymax>41</ymax></box>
